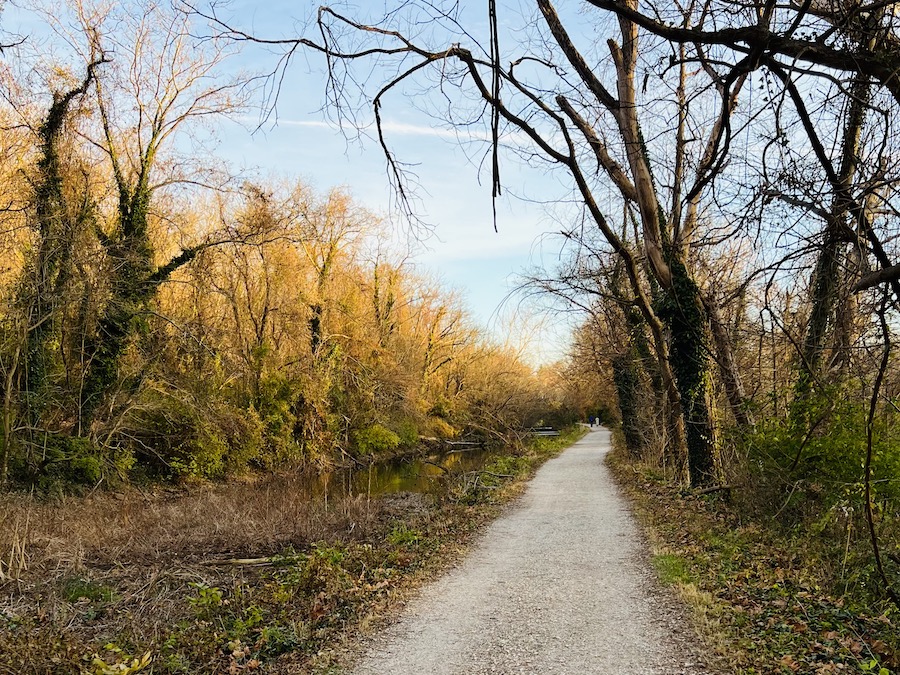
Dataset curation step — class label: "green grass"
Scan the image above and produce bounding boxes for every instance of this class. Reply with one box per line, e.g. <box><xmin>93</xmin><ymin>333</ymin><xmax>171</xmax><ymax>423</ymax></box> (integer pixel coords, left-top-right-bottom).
<box><xmin>61</xmin><ymin>576</ymin><xmax>118</xmax><ymax>603</ymax></box>
<box><xmin>528</xmin><ymin>425</ymin><xmax>588</xmax><ymax>456</ymax></box>
<box><xmin>652</xmin><ymin>553</ymin><xmax>694</xmax><ymax>585</ymax></box>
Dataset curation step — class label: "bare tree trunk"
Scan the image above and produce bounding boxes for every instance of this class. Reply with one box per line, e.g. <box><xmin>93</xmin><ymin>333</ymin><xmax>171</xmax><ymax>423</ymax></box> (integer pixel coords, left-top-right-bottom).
<box><xmin>796</xmin><ymin>74</ymin><xmax>870</xmax><ymax>402</ymax></box>
<box><xmin>1</xmin><ymin>342</ymin><xmax>22</xmax><ymax>483</ymax></box>
<box><xmin>703</xmin><ymin>291</ymin><xmax>755</xmax><ymax>429</ymax></box>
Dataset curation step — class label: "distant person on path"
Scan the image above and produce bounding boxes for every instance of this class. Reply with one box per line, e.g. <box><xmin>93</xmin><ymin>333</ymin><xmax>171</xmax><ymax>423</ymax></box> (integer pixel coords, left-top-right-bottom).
<box><xmin>589</xmin><ymin>415</ymin><xmax>595</xmax><ymax>427</ymax></box>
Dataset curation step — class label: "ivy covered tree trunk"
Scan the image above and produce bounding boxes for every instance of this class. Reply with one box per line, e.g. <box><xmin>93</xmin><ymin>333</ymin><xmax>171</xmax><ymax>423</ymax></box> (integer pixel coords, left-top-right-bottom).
<box><xmin>75</xmin><ymin>4</ymin><xmax>243</xmax><ymax>429</ymax></box>
<box><xmin>622</xmin><ymin>302</ymin><xmax>662</xmax><ymax>399</ymax></box>
<box><xmin>657</xmin><ymin>258</ymin><xmax>719</xmax><ymax>487</ymax></box>
<box><xmin>79</xmin><ymin>188</ymin><xmax>155</xmax><ymax>426</ymax></box>
<box><xmin>612</xmin><ymin>350</ymin><xmax>644</xmax><ymax>457</ymax></box>
<box><xmin>609</xmin><ymin>296</ymin><xmax>660</xmax><ymax>458</ymax></box>
<box><xmin>79</xmin><ymin>185</ymin><xmax>207</xmax><ymax>428</ymax></box>
<box><xmin>22</xmin><ymin>64</ymin><xmax>101</xmax><ymax>427</ymax></box>
<box><xmin>795</xmin><ymin>228</ymin><xmax>845</xmax><ymax>403</ymax></box>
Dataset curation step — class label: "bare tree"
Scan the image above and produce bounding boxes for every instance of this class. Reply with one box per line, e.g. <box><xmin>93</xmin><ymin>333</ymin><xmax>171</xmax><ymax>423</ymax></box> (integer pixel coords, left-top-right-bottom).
<box><xmin>201</xmin><ymin>0</ymin><xmax>765</xmax><ymax>484</ymax></box>
<box><xmin>46</xmin><ymin>0</ymin><xmax>251</xmax><ymax>426</ymax></box>
<box><xmin>586</xmin><ymin>0</ymin><xmax>900</xmax><ymax>297</ymax></box>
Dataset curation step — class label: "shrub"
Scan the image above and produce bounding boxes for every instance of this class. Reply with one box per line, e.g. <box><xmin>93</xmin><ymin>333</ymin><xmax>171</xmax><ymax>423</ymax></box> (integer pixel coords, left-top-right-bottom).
<box><xmin>393</xmin><ymin>419</ymin><xmax>419</xmax><ymax>448</ymax></box>
<box><xmin>13</xmin><ymin>433</ymin><xmax>134</xmax><ymax>488</ymax></box>
<box><xmin>428</xmin><ymin>397</ymin><xmax>453</xmax><ymax>419</ymax></box>
<box><xmin>127</xmin><ymin>394</ymin><xmax>263</xmax><ymax>479</ymax></box>
<box><xmin>353</xmin><ymin>424</ymin><xmax>400</xmax><ymax>457</ymax></box>
<box><xmin>743</xmin><ymin>393</ymin><xmax>900</xmax><ymax>522</ymax></box>
<box><xmin>422</xmin><ymin>416</ymin><xmax>458</xmax><ymax>439</ymax></box>
<box><xmin>256</xmin><ymin>374</ymin><xmax>304</xmax><ymax>468</ymax></box>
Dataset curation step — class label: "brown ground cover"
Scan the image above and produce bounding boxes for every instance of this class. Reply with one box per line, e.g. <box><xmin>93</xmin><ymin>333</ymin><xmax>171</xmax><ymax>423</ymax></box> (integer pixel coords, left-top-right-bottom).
<box><xmin>0</xmin><ymin>428</ymin><xmax>584</xmax><ymax>674</ymax></box>
<box><xmin>608</xmin><ymin>444</ymin><xmax>900</xmax><ymax>675</ymax></box>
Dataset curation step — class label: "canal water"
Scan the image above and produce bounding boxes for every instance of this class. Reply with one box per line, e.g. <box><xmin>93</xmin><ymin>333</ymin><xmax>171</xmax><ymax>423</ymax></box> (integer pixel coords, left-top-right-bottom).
<box><xmin>303</xmin><ymin>447</ymin><xmax>494</xmax><ymax>499</ymax></box>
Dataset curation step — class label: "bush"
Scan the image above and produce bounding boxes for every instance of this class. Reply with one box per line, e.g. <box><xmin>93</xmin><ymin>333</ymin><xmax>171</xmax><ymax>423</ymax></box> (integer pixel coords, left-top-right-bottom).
<box><xmin>44</xmin><ymin>436</ymin><xmax>105</xmax><ymax>484</ymax></box>
<box><xmin>743</xmin><ymin>393</ymin><xmax>900</xmax><ymax>522</ymax></box>
<box><xmin>128</xmin><ymin>394</ymin><xmax>264</xmax><ymax>479</ymax></box>
<box><xmin>428</xmin><ymin>397</ymin><xmax>453</xmax><ymax>419</ymax></box>
<box><xmin>12</xmin><ymin>433</ymin><xmax>133</xmax><ymax>488</ymax></box>
<box><xmin>423</xmin><ymin>416</ymin><xmax>458</xmax><ymax>439</ymax></box>
<box><xmin>393</xmin><ymin>419</ymin><xmax>419</xmax><ymax>448</ymax></box>
<box><xmin>353</xmin><ymin>424</ymin><xmax>400</xmax><ymax>457</ymax></box>
<box><xmin>256</xmin><ymin>374</ymin><xmax>304</xmax><ymax>468</ymax></box>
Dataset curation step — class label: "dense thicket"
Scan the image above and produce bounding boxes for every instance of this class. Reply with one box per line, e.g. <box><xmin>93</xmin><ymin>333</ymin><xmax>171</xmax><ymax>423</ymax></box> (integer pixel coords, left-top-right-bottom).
<box><xmin>0</xmin><ymin>1</ymin><xmax>564</xmax><ymax>489</ymax></box>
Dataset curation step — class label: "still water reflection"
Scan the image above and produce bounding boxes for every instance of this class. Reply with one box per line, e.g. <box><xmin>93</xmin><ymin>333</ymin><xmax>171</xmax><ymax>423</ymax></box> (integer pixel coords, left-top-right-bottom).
<box><xmin>303</xmin><ymin>448</ymin><xmax>493</xmax><ymax>498</ymax></box>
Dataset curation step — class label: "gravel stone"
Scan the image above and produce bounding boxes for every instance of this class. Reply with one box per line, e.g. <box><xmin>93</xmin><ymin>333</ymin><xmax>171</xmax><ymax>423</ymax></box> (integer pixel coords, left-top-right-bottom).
<box><xmin>349</xmin><ymin>427</ymin><xmax>710</xmax><ymax>674</ymax></box>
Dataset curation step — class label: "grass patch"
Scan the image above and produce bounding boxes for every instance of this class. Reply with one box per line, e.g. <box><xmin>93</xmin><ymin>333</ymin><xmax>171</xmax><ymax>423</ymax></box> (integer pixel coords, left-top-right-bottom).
<box><xmin>62</xmin><ymin>576</ymin><xmax>119</xmax><ymax>604</ymax></box>
<box><xmin>385</xmin><ymin>522</ymin><xmax>423</xmax><ymax>547</ymax></box>
<box><xmin>608</xmin><ymin>439</ymin><xmax>900</xmax><ymax>674</ymax></box>
<box><xmin>652</xmin><ymin>553</ymin><xmax>694</xmax><ymax>586</ymax></box>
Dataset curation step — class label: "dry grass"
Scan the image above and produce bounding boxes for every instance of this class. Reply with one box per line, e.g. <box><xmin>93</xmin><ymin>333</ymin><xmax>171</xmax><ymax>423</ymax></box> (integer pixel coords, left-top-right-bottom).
<box><xmin>0</xmin><ymin>474</ymin><xmax>386</xmax><ymax>575</ymax></box>
<box><xmin>0</xmin><ymin>475</ymin><xmax>412</xmax><ymax>674</ymax></box>
<box><xmin>0</xmin><ymin>510</ymin><xmax>29</xmax><ymax>582</ymax></box>
<box><xmin>0</xmin><ymin>429</ymin><xmax>585</xmax><ymax>674</ymax></box>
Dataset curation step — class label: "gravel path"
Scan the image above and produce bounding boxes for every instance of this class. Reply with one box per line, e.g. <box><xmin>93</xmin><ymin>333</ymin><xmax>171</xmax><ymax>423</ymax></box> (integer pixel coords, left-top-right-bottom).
<box><xmin>347</xmin><ymin>427</ymin><xmax>708</xmax><ymax>674</ymax></box>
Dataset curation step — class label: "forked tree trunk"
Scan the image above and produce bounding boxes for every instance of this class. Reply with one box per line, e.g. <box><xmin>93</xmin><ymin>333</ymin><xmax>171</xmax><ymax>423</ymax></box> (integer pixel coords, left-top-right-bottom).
<box><xmin>79</xmin><ymin>191</ymin><xmax>155</xmax><ymax>425</ymax></box>
<box><xmin>80</xmin><ymin>187</ymin><xmax>205</xmax><ymax>427</ymax></box>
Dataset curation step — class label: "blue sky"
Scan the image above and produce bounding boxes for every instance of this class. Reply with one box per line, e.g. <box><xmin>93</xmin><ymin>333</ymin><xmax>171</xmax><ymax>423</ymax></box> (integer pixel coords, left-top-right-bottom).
<box><xmin>207</xmin><ymin>1</ymin><xmax>584</xmax><ymax>361</ymax></box>
<box><xmin>218</xmin><ymin>114</ymin><xmax>565</xmax><ymax>312</ymax></box>
<box><xmin>4</xmin><ymin>0</ymin><xmax>585</xmax><ymax>363</ymax></box>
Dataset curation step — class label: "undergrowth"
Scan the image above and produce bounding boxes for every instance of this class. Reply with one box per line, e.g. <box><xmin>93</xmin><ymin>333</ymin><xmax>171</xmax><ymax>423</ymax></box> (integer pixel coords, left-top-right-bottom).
<box><xmin>0</xmin><ymin>426</ymin><xmax>585</xmax><ymax>674</ymax></box>
<box><xmin>608</xmin><ymin>438</ymin><xmax>899</xmax><ymax>675</ymax></box>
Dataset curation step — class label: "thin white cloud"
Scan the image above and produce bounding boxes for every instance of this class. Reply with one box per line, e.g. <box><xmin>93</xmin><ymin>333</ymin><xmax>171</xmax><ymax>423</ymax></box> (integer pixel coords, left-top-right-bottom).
<box><xmin>270</xmin><ymin>117</ymin><xmax>532</xmax><ymax>146</ymax></box>
<box><xmin>275</xmin><ymin>117</ymin><xmax>486</xmax><ymax>140</ymax></box>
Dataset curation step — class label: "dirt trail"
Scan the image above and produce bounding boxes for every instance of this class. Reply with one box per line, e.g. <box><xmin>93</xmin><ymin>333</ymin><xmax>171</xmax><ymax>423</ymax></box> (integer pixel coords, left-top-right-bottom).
<box><xmin>344</xmin><ymin>427</ymin><xmax>708</xmax><ymax>674</ymax></box>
